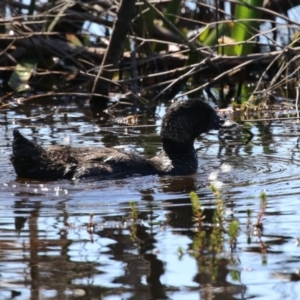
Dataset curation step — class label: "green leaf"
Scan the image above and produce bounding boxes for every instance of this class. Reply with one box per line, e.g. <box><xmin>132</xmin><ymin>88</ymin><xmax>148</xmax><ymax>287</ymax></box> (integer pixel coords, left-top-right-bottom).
<box><xmin>230</xmin><ymin>0</ymin><xmax>264</xmax><ymax>55</ymax></box>
<box><xmin>8</xmin><ymin>57</ymin><xmax>38</xmax><ymax>92</ymax></box>
<box><xmin>66</xmin><ymin>33</ymin><xmax>83</xmax><ymax>47</ymax></box>
<box><xmin>166</xmin><ymin>0</ymin><xmax>181</xmax><ymax>24</ymax></box>
<box><xmin>203</xmin><ymin>21</ymin><xmax>233</xmax><ymax>46</ymax></box>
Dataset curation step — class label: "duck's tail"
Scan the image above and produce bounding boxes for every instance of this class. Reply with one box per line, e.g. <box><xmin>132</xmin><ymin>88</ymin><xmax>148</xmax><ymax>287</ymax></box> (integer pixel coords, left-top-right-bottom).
<box><xmin>11</xmin><ymin>129</ymin><xmax>45</xmax><ymax>177</ymax></box>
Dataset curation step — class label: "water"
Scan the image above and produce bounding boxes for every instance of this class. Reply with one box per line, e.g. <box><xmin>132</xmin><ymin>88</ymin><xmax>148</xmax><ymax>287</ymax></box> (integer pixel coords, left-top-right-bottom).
<box><xmin>1</xmin><ymin>98</ymin><xmax>300</xmax><ymax>299</ymax></box>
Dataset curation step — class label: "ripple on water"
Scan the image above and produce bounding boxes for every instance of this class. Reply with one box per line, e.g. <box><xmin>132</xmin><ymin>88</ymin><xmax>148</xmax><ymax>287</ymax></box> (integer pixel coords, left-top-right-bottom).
<box><xmin>2</xmin><ymin>105</ymin><xmax>300</xmax><ymax>299</ymax></box>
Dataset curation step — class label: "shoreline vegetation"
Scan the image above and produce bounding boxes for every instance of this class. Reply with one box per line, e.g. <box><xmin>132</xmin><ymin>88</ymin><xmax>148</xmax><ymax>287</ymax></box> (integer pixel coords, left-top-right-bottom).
<box><xmin>1</xmin><ymin>0</ymin><xmax>300</xmax><ymax>111</ymax></box>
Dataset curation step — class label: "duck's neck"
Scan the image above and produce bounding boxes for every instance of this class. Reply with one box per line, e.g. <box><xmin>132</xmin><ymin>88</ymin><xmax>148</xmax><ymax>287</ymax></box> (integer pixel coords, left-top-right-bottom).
<box><xmin>150</xmin><ymin>139</ymin><xmax>198</xmax><ymax>175</ymax></box>
<box><xmin>162</xmin><ymin>139</ymin><xmax>195</xmax><ymax>157</ymax></box>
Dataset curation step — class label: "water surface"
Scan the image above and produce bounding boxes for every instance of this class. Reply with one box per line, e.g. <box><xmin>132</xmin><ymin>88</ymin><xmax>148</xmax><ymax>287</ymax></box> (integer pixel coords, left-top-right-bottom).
<box><xmin>1</xmin><ymin>98</ymin><xmax>300</xmax><ymax>300</ymax></box>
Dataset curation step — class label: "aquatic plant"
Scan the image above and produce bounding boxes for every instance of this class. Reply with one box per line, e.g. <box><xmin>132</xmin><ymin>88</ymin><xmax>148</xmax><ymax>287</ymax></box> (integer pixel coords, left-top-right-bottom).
<box><xmin>210</xmin><ymin>184</ymin><xmax>225</xmax><ymax>228</ymax></box>
<box><xmin>190</xmin><ymin>191</ymin><xmax>206</xmax><ymax>253</ymax></box>
<box><xmin>256</xmin><ymin>191</ymin><xmax>267</xmax><ymax>228</ymax></box>
<box><xmin>190</xmin><ymin>191</ymin><xmax>204</xmax><ymax>230</ymax></box>
<box><xmin>229</xmin><ymin>220</ymin><xmax>239</xmax><ymax>251</ymax></box>
<box><xmin>129</xmin><ymin>200</ymin><xmax>138</xmax><ymax>222</ymax></box>
<box><xmin>189</xmin><ymin>188</ymin><xmax>242</xmax><ymax>285</ymax></box>
<box><xmin>190</xmin><ymin>187</ymin><xmax>239</xmax><ymax>256</ymax></box>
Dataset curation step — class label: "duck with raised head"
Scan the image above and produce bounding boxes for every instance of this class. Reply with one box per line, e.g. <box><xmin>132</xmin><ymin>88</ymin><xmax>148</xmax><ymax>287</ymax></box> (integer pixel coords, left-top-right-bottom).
<box><xmin>11</xmin><ymin>99</ymin><xmax>224</xmax><ymax>181</ymax></box>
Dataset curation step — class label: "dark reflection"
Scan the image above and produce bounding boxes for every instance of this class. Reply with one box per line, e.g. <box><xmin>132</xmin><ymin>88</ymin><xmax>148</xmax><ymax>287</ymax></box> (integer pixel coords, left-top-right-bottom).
<box><xmin>140</xmin><ymin>189</ymin><xmax>155</xmax><ymax>201</ymax></box>
<box><xmin>29</xmin><ymin>205</ymin><xmax>40</xmax><ymax>300</ymax></box>
<box><xmin>7</xmin><ymin>190</ymin><xmax>246</xmax><ymax>300</ymax></box>
<box><xmin>14</xmin><ymin>199</ymin><xmax>30</xmax><ymax>232</ymax></box>
<box><xmin>14</xmin><ymin>216</ymin><xmax>27</xmax><ymax>231</ymax></box>
<box><xmin>194</xmin><ymin>256</ymin><xmax>246</xmax><ymax>300</ymax></box>
<box><xmin>137</xmin><ymin>225</ymin><xmax>167</xmax><ymax>300</ymax></box>
<box><xmin>156</xmin><ymin>184</ymin><xmax>246</xmax><ymax>299</ymax></box>
<box><xmin>95</xmin><ymin>215</ymin><xmax>168</xmax><ymax>299</ymax></box>
<box><xmin>156</xmin><ymin>176</ymin><xmax>200</xmax><ymax>231</ymax></box>
<box><xmin>10</xmin><ymin>193</ymin><xmax>172</xmax><ymax>300</ymax></box>
<box><xmin>194</xmin><ymin>257</ymin><xmax>229</xmax><ymax>286</ymax></box>
<box><xmin>144</xmin><ymin>253</ymin><xmax>167</xmax><ymax>300</ymax></box>
<box><xmin>3</xmin><ymin>95</ymin><xmax>300</xmax><ymax>300</ymax></box>
<box><xmin>159</xmin><ymin>176</ymin><xmax>198</xmax><ymax>193</ymax></box>
<box><xmin>11</xmin><ymin>290</ymin><xmax>22</xmax><ymax>298</ymax></box>
<box><xmin>8</xmin><ymin>199</ymin><xmax>105</xmax><ymax>300</ymax></box>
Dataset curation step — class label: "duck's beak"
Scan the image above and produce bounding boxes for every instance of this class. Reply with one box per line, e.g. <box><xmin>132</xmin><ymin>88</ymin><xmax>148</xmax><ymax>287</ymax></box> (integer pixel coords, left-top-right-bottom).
<box><xmin>210</xmin><ymin>114</ymin><xmax>238</xmax><ymax>130</ymax></box>
<box><xmin>210</xmin><ymin>114</ymin><xmax>226</xmax><ymax>130</ymax></box>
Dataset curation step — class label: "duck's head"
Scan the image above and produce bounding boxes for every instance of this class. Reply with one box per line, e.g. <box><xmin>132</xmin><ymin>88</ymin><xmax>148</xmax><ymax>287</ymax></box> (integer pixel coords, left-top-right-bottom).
<box><xmin>160</xmin><ymin>99</ymin><xmax>223</xmax><ymax>148</ymax></box>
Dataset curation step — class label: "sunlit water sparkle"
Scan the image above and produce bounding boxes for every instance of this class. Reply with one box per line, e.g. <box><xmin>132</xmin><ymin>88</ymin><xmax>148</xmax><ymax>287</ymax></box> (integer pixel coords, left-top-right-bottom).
<box><xmin>1</xmin><ymin>100</ymin><xmax>300</xmax><ymax>299</ymax></box>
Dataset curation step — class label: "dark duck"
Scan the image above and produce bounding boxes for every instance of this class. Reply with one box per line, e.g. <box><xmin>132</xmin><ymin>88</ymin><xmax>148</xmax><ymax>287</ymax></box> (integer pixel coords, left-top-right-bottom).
<box><xmin>11</xmin><ymin>99</ymin><xmax>224</xmax><ymax>181</ymax></box>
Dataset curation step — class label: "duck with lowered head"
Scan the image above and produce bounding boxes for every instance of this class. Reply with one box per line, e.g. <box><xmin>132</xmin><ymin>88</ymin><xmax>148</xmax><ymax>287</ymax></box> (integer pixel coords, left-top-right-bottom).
<box><xmin>11</xmin><ymin>99</ymin><xmax>224</xmax><ymax>181</ymax></box>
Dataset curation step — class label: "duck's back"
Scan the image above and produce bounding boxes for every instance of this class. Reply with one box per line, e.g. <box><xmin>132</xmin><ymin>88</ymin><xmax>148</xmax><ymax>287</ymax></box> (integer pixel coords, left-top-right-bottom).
<box><xmin>69</xmin><ymin>147</ymin><xmax>156</xmax><ymax>179</ymax></box>
<box><xmin>11</xmin><ymin>130</ymin><xmax>156</xmax><ymax>180</ymax></box>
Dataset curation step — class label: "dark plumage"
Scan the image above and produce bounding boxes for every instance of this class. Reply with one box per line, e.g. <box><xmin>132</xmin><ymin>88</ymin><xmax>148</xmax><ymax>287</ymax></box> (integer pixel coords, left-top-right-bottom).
<box><xmin>11</xmin><ymin>99</ymin><xmax>223</xmax><ymax>181</ymax></box>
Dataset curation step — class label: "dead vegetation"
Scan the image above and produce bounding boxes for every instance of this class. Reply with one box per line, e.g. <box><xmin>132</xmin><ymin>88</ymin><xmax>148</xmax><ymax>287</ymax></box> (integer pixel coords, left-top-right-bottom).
<box><xmin>1</xmin><ymin>0</ymin><xmax>300</xmax><ymax>109</ymax></box>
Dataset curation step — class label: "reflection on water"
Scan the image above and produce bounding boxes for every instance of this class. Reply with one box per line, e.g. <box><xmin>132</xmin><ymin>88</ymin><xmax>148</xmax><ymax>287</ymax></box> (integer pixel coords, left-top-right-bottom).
<box><xmin>1</xmin><ymin>98</ymin><xmax>300</xmax><ymax>299</ymax></box>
